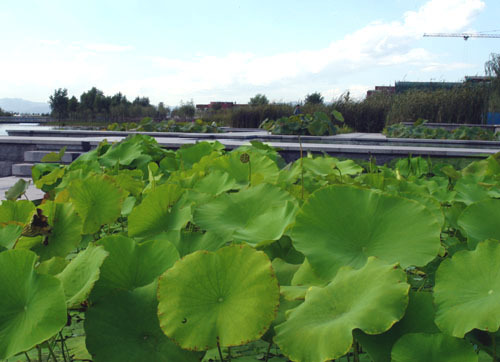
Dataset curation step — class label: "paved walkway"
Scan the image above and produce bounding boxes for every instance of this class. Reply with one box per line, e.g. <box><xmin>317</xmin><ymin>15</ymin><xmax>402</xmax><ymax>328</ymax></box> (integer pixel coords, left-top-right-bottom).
<box><xmin>0</xmin><ymin>176</ymin><xmax>44</xmax><ymax>201</ymax></box>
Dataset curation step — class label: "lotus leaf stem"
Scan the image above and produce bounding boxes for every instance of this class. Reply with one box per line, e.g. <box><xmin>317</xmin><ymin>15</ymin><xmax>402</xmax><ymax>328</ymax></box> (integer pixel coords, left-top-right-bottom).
<box><xmin>24</xmin><ymin>351</ymin><xmax>31</xmax><ymax>362</ymax></box>
<box><xmin>37</xmin><ymin>345</ymin><xmax>42</xmax><ymax>362</ymax></box>
<box><xmin>265</xmin><ymin>342</ymin><xmax>272</xmax><ymax>362</ymax></box>
<box><xmin>217</xmin><ymin>339</ymin><xmax>224</xmax><ymax>362</ymax></box>
<box><xmin>45</xmin><ymin>340</ymin><xmax>58</xmax><ymax>362</ymax></box>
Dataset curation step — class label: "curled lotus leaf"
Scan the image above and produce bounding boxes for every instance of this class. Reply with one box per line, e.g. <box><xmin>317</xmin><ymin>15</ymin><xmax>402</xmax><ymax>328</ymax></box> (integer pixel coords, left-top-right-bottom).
<box><xmin>274</xmin><ymin>257</ymin><xmax>409</xmax><ymax>362</ymax></box>
<box><xmin>0</xmin><ymin>250</ymin><xmax>67</xmax><ymax>360</ymax></box>
<box><xmin>0</xmin><ymin>200</ymin><xmax>35</xmax><ymax>225</ymax></box>
<box><xmin>157</xmin><ymin>244</ymin><xmax>280</xmax><ymax>350</ymax></box>
<box><xmin>457</xmin><ymin>199</ymin><xmax>500</xmax><ymax>249</ymax></box>
<box><xmin>85</xmin><ymin>281</ymin><xmax>202</xmax><ymax>362</ymax></box>
<box><xmin>56</xmin><ymin>243</ymin><xmax>109</xmax><ymax>308</ymax></box>
<box><xmin>92</xmin><ymin>235</ymin><xmax>179</xmax><ymax>300</ymax></box>
<box><xmin>434</xmin><ymin>239</ymin><xmax>500</xmax><ymax>337</ymax></box>
<box><xmin>68</xmin><ymin>174</ymin><xmax>124</xmax><ymax>234</ymax></box>
<box><xmin>128</xmin><ymin>183</ymin><xmax>191</xmax><ymax>238</ymax></box>
<box><xmin>391</xmin><ymin>333</ymin><xmax>478</xmax><ymax>362</ymax></box>
<box><xmin>193</xmin><ymin>183</ymin><xmax>297</xmax><ymax>245</ymax></box>
<box><xmin>291</xmin><ymin>185</ymin><xmax>441</xmax><ymax>280</ymax></box>
<box><xmin>31</xmin><ymin>201</ymin><xmax>83</xmax><ymax>261</ymax></box>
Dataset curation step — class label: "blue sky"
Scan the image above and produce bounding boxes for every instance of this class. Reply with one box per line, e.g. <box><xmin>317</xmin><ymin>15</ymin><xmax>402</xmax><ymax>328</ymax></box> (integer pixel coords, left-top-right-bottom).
<box><xmin>1</xmin><ymin>0</ymin><xmax>499</xmax><ymax>107</ymax></box>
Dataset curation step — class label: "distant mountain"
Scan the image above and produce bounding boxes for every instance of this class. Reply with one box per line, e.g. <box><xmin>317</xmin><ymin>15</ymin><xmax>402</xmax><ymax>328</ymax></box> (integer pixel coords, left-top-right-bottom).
<box><xmin>0</xmin><ymin>98</ymin><xmax>50</xmax><ymax>114</ymax></box>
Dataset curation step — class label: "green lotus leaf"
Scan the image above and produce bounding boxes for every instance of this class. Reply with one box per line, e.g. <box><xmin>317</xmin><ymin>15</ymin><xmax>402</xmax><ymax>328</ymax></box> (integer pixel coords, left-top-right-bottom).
<box><xmin>400</xmin><ymin>192</ymin><xmax>445</xmax><ymax>228</ymax></box>
<box><xmin>272</xmin><ymin>258</ymin><xmax>300</xmax><ymax>286</ymax></box>
<box><xmin>128</xmin><ymin>183</ymin><xmax>191</xmax><ymax>238</ymax></box>
<box><xmin>0</xmin><ymin>200</ymin><xmax>35</xmax><ymax>225</ymax></box>
<box><xmin>434</xmin><ymin>239</ymin><xmax>500</xmax><ymax>337</ymax></box>
<box><xmin>31</xmin><ymin>201</ymin><xmax>83</xmax><ymax>261</ymax></box>
<box><xmin>165</xmin><ymin>230</ymin><xmax>230</xmax><ymax>257</ymax></box>
<box><xmin>212</xmin><ymin>150</ymin><xmax>280</xmax><ymax>186</ymax></box>
<box><xmin>391</xmin><ymin>333</ymin><xmax>478</xmax><ymax>362</ymax></box>
<box><xmin>0</xmin><ymin>224</ymin><xmax>22</xmax><ymax>249</ymax></box>
<box><xmin>261</xmin><ymin>236</ymin><xmax>304</xmax><ymax>265</ymax></box>
<box><xmin>454</xmin><ymin>176</ymin><xmax>490</xmax><ymax>205</ymax></box>
<box><xmin>335</xmin><ymin>159</ymin><xmax>364</xmax><ymax>176</ymax></box>
<box><xmin>68</xmin><ymin>174</ymin><xmax>124</xmax><ymax>234</ymax></box>
<box><xmin>291</xmin><ymin>258</ymin><xmax>328</xmax><ymax>287</ymax></box>
<box><xmin>0</xmin><ymin>250</ymin><xmax>67</xmax><ymax>360</ymax></box>
<box><xmin>56</xmin><ymin>243</ymin><xmax>108</xmax><ymax>308</ymax></box>
<box><xmin>355</xmin><ymin>291</ymin><xmax>439</xmax><ymax>362</ymax></box>
<box><xmin>192</xmin><ymin>170</ymin><xmax>237</xmax><ymax>196</ymax></box>
<box><xmin>194</xmin><ymin>183</ymin><xmax>297</xmax><ymax>245</ymax></box>
<box><xmin>85</xmin><ymin>281</ymin><xmax>202</xmax><ymax>362</ymax></box>
<box><xmin>4</xmin><ymin>178</ymin><xmax>30</xmax><ymax>201</ymax></box>
<box><xmin>92</xmin><ymin>235</ymin><xmax>179</xmax><ymax>299</ymax></box>
<box><xmin>274</xmin><ymin>257</ymin><xmax>409</xmax><ymax>362</ymax></box>
<box><xmin>457</xmin><ymin>199</ymin><xmax>500</xmax><ymax>249</ymax></box>
<box><xmin>291</xmin><ymin>185</ymin><xmax>441</xmax><ymax>279</ymax></box>
<box><xmin>36</xmin><ymin>256</ymin><xmax>69</xmax><ymax>275</ymax></box>
<box><xmin>177</xmin><ymin>141</ymin><xmax>223</xmax><ymax>169</ymax></box>
<box><xmin>157</xmin><ymin>245</ymin><xmax>280</xmax><ymax>350</ymax></box>
<box><xmin>99</xmin><ymin>137</ymin><xmax>145</xmax><ymax>168</ymax></box>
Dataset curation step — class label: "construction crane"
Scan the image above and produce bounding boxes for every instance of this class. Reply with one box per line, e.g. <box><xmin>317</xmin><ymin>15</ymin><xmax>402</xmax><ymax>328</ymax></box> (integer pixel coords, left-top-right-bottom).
<box><xmin>423</xmin><ymin>32</ymin><xmax>500</xmax><ymax>41</ymax></box>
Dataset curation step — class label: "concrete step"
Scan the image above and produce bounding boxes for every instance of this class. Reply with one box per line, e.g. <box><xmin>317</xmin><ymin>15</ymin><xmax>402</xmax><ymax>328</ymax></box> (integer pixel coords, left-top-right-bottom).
<box><xmin>12</xmin><ymin>163</ymin><xmax>34</xmax><ymax>177</ymax></box>
<box><xmin>0</xmin><ymin>161</ymin><xmax>13</xmax><ymax>177</ymax></box>
<box><xmin>24</xmin><ymin>150</ymin><xmax>81</xmax><ymax>163</ymax></box>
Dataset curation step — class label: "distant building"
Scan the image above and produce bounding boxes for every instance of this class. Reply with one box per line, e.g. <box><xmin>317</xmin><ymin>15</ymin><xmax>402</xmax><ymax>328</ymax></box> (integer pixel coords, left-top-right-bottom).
<box><xmin>366</xmin><ymin>77</ymin><xmax>493</xmax><ymax>98</ymax></box>
<box><xmin>366</xmin><ymin>86</ymin><xmax>395</xmax><ymax>97</ymax></box>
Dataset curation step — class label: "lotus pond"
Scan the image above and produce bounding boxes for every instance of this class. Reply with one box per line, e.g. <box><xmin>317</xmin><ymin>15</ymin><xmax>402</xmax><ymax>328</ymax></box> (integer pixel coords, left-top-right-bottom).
<box><xmin>1</xmin><ymin>134</ymin><xmax>500</xmax><ymax>362</ymax></box>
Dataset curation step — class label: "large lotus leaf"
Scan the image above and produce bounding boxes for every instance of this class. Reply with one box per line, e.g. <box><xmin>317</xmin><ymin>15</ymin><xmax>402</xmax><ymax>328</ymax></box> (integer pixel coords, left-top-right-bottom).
<box><xmin>434</xmin><ymin>239</ymin><xmax>500</xmax><ymax>337</ymax></box>
<box><xmin>68</xmin><ymin>174</ymin><xmax>125</xmax><ymax>234</ymax></box>
<box><xmin>92</xmin><ymin>235</ymin><xmax>179</xmax><ymax>299</ymax></box>
<box><xmin>212</xmin><ymin>150</ymin><xmax>280</xmax><ymax>186</ymax></box>
<box><xmin>391</xmin><ymin>333</ymin><xmax>478</xmax><ymax>362</ymax></box>
<box><xmin>99</xmin><ymin>138</ymin><xmax>145</xmax><ymax>168</ymax></box>
<box><xmin>192</xmin><ymin>170</ymin><xmax>237</xmax><ymax>196</ymax></box>
<box><xmin>85</xmin><ymin>281</ymin><xmax>202</xmax><ymax>362</ymax></box>
<box><xmin>355</xmin><ymin>291</ymin><xmax>439</xmax><ymax>362</ymax></box>
<box><xmin>128</xmin><ymin>183</ymin><xmax>191</xmax><ymax>238</ymax></box>
<box><xmin>31</xmin><ymin>201</ymin><xmax>83</xmax><ymax>261</ymax></box>
<box><xmin>56</xmin><ymin>243</ymin><xmax>108</xmax><ymax>308</ymax></box>
<box><xmin>291</xmin><ymin>185</ymin><xmax>441</xmax><ymax>280</ymax></box>
<box><xmin>0</xmin><ymin>250</ymin><xmax>67</xmax><ymax>360</ymax></box>
<box><xmin>157</xmin><ymin>245</ymin><xmax>280</xmax><ymax>350</ymax></box>
<box><xmin>0</xmin><ymin>200</ymin><xmax>35</xmax><ymax>225</ymax></box>
<box><xmin>399</xmin><ymin>192</ymin><xmax>445</xmax><ymax>228</ymax></box>
<box><xmin>457</xmin><ymin>199</ymin><xmax>500</xmax><ymax>249</ymax></box>
<box><xmin>454</xmin><ymin>176</ymin><xmax>491</xmax><ymax>205</ymax></box>
<box><xmin>0</xmin><ymin>224</ymin><xmax>22</xmax><ymax>249</ymax></box>
<box><xmin>274</xmin><ymin>257</ymin><xmax>409</xmax><ymax>362</ymax></box>
<box><xmin>193</xmin><ymin>183</ymin><xmax>297</xmax><ymax>245</ymax></box>
<box><xmin>177</xmin><ymin>141</ymin><xmax>223</xmax><ymax>170</ymax></box>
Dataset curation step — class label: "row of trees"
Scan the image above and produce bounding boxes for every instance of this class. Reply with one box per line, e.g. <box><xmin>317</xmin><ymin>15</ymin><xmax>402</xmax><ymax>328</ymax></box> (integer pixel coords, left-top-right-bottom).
<box><xmin>49</xmin><ymin>87</ymin><xmax>170</xmax><ymax>123</ymax></box>
<box><xmin>248</xmin><ymin>92</ymin><xmax>325</xmax><ymax>106</ymax></box>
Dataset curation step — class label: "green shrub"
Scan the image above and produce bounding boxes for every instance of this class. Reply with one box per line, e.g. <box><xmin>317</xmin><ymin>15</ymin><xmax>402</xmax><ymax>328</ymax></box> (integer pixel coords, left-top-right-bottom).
<box><xmin>386</xmin><ymin>86</ymin><xmax>490</xmax><ymax>125</ymax></box>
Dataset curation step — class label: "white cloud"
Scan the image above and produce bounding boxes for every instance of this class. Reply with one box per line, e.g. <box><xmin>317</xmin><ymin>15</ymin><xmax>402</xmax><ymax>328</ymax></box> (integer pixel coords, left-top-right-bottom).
<box><xmin>0</xmin><ymin>0</ymin><xmax>486</xmax><ymax>104</ymax></box>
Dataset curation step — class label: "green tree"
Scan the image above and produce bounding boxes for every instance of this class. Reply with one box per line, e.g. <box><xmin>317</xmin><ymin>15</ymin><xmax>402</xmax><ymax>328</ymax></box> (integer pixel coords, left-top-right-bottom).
<box><xmin>68</xmin><ymin>96</ymin><xmax>79</xmax><ymax>121</ymax></box>
<box><xmin>485</xmin><ymin>53</ymin><xmax>500</xmax><ymax>112</ymax></box>
<box><xmin>157</xmin><ymin>102</ymin><xmax>169</xmax><ymax>120</ymax></box>
<box><xmin>49</xmin><ymin>88</ymin><xmax>69</xmax><ymax>122</ymax></box>
<box><xmin>305</xmin><ymin>92</ymin><xmax>324</xmax><ymax>105</ymax></box>
<box><xmin>249</xmin><ymin>94</ymin><xmax>269</xmax><ymax>106</ymax></box>
<box><xmin>173</xmin><ymin>101</ymin><xmax>196</xmax><ymax>120</ymax></box>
